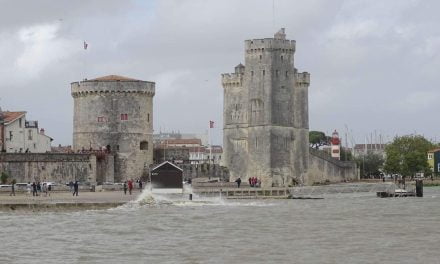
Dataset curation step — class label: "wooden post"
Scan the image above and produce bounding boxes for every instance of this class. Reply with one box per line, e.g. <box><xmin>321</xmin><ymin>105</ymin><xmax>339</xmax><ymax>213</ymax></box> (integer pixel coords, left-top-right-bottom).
<box><xmin>416</xmin><ymin>180</ymin><xmax>423</xmax><ymax>197</ymax></box>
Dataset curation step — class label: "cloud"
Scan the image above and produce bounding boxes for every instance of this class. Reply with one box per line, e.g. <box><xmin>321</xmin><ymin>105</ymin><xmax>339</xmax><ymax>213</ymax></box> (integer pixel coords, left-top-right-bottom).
<box><xmin>15</xmin><ymin>23</ymin><xmax>79</xmax><ymax>79</ymax></box>
<box><xmin>0</xmin><ymin>0</ymin><xmax>439</xmax><ymax>147</ymax></box>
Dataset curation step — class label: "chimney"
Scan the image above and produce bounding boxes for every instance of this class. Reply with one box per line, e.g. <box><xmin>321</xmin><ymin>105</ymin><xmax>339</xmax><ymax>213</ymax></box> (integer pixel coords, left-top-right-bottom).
<box><xmin>40</xmin><ymin>128</ymin><xmax>45</xmax><ymax>135</ymax></box>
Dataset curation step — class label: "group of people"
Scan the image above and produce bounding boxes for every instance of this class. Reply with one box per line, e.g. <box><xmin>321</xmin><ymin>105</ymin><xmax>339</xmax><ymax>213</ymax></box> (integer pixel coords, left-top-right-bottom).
<box><xmin>25</xmin><ymin>182</ymin><xmax>52</xmax><ymax>197</ymax></box>
<box><xmin>123</xmin><ymin>179</ymin><xmax>143</xmax><ymax>195</ymax></box>
<box><xmin>248</xmin><ymin>177</ymin><xmax>261</xmax><ymax>187</ymax></box>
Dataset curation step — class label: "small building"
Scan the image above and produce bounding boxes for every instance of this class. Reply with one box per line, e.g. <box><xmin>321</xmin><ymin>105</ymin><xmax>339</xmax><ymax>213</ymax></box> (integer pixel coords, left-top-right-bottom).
<box><xmin>427</xmin><ymin>148</ymin><xmax>440</xmax><ymax>176</ymax></box>
<box><xmin>353</xmin><ymin>144</ymin><xmax>387</xmax><ymax>158</ymax></box>
<box><xmin>150</xmin><ymin>161</ymin><xmax>183</xmax><ymax>188</ymax></box>
<box><xmin>0</xmin><ymin>110</ymin><xmax>53</xmax><ymax>153</ymax></box>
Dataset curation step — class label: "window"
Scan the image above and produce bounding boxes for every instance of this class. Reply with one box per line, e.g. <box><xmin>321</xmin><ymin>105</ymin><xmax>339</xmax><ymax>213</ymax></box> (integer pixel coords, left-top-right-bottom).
<box><xmin>140</xmin><ymin>141</ymin><xmax>148</xmax><ymax>150</ymax></box>
<box><xmin>276</xmin><ymin>70</ymin><xmax>279</xmax><ymax>77</ymax></box>
<box><xmin>285</xmin><ymin>71</ymin><xmax>288</xmax><ymax>77</ymax></box>
<box><xmin>428</xmin><ymin>154</ymin><xmax>433</xmax><ymax>159</ymax></box>
<box><xmin>281</xmin><ymin>55</ymin><xmax>284</xmax><ymax>61</ymax></box>
<box><xmin>259</xmin><ymin>55</ymin><xmax>262</xmax><ymax>61</ymax></box>
<box><xmin>97</xmin><ymin>116</ymin><xmax>105</xmax><ymax>122</ymax></box>
<box><xmin>9</xmin><ymin>131</ymin><xmax>13</xmax><ymax>140</ymax></box>
<box><xmin>251</xmin><ymin>71</ymin><xmax>254</xmax><ymax>76</ymax></box>
<box><xmin>28</xmin><ymin>130</ymin><xmax>33</xmax><ymax>140</ymax></box>
<box><xmin>262</xmin><ymin>70</ymin><xmax>265</xmax><ymax>76</ymax></box>
<box><xmin>33</xmin><ymin>143</ymin><xmax>36</xmax><ymax>149</ymax></box>
<box><xmin>147</xmin><ymin>113</ymin><xmax>150</xmax><ymax>122</ymax></box>
<box><xmin>116</xmin><ymin>145</ymin><xmax>120</xmax><ymax>151</ymax></box>
<box><xmin>19</xmin><ymin>118</ymin><xmax>22</xmax><ymax>128</ymax></box>
<box><xmin>120</xmin><ymin>114</ymin><xmax>128</xmax><ymax>121</ymax></box>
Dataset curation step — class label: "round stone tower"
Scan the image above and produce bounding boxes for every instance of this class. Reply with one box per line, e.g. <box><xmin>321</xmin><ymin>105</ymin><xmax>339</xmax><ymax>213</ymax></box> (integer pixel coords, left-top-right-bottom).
<box><xmin>71</xmin><ymin>75</ymin><xmax>155</xmax><ymax>182</ymax></box>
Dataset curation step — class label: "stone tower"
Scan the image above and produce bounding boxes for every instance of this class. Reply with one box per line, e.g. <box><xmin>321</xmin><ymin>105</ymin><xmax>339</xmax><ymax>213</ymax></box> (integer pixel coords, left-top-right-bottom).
<box><xmin>222</xmin><ymin>29</ymin><xmax>310</xmax><ymax>187</ymax></box>
<box><xmin>71</xmin><ymin>75</ymin><xmax>155</xmax><ymax>182</ymax></box>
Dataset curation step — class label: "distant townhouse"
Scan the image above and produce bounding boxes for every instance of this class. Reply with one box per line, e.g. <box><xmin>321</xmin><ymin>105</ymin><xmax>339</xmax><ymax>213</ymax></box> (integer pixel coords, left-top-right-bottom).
<box><xmin>353</xmin><ymin>144</ymin><xmax>386</xmax><ymax>157</ymax></box>
<box><xmin>0</xmin><ymin>111</ymin><xmax>52</xmax><ymax>153</ymax></box>
<box><xmin>427</xmin><ymin>148</ymin><xmax>440</xmax><ymax>176</ymax></box>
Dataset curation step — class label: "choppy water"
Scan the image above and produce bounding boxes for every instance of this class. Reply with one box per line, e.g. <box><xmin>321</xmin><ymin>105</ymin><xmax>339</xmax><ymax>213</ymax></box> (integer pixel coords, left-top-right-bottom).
<box><xmin>1</xmin><ymin>188</ymin><xmax>440</xmax><ymax>264</ymax></box>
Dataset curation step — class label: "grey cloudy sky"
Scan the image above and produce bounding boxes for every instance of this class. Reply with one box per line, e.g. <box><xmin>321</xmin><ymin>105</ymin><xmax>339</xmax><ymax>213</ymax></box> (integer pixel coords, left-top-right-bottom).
<box><xmin>0</xmin><ymin>0</ymin><xmax>439</xmax><ymax>147</ymax></box>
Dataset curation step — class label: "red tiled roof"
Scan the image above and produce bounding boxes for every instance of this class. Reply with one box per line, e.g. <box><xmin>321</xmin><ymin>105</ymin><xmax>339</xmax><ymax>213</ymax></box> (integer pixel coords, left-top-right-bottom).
<box><xmin>1</xmin><ymin>111</ymin><xmax>26</xmax><ymax>124</ymax></box>
<box><xmin>188</xmin><ymin>146</ymin><xmax>206</xmax><ymax>153</ymax></box>
<box><xmin>89</xmin><ymin>75</ymin><xmax>139</xmax><ymax>81</ymax></box>
<box><xmin>428</xmin><ymin>148</ymin><xmax>440</xmax><ymax>153</ymax></box>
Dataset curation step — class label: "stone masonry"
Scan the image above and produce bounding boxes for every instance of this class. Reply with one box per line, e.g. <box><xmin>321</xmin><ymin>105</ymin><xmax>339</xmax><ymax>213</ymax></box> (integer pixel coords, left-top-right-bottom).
<box><xmin>222</xmin><ymin>29</ymin><xmax>310</xmax><ymax>187</ymax></box>
<box><xmin>71</xmin><ymin>75</ymin><xmax>155</xmax><ymax>182</ymax></box>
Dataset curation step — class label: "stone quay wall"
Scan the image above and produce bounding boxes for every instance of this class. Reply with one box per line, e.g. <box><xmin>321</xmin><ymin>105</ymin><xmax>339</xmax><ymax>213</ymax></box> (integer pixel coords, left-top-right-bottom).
<box><xmin>307</xmin><ymin>148</ymin><xmax>359</xmax><ymax>185</ymax></box>
<box><xmin>0</xmin><ymin>153</ymin><xmax>114</xmax><ymax>184</ymax></box>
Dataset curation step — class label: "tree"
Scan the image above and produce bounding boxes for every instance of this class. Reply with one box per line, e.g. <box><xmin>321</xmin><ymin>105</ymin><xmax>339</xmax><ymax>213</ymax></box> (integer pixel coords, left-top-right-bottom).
<box><xmin>309</xmin><ymin>131</ymin><xmax>330</xmax><ymax>149</ymax></box>
<box><xmin>356</xmin><ymin>152</ymin><xmax>384</xmax><ymax>178</ymax></box>
<box><xmin>383</xmin><ymin>135</ymin><xmax>434</xmax><ymax>177</ymax></box>
<box><xmin>0</xmin><ymin>172</ymin><xmax>9</xmax><ymax>184</ymax></box>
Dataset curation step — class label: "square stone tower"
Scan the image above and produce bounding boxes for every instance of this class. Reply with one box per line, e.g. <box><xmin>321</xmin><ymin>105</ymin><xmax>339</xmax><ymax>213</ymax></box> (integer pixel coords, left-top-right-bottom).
<box><xmin>222</xmin><ymin>29</ymin><xmax>310</xmax><ymax>187</ymax></box>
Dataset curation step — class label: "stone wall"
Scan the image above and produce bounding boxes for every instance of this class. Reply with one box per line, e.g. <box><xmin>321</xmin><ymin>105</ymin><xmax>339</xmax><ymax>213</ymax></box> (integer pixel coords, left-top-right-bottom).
<box><xmin>0</xmin><ymin>153</ymin><xmax>114</xmax><ymax>184</ymax></box>
<box><xmin>307</xmin><ymin>148</ymin><xmax>359</xmax><ymax>185</ymax></box>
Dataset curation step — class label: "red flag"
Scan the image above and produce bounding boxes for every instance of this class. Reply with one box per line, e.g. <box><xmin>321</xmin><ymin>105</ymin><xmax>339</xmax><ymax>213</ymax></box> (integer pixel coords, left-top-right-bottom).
<box><xmin>83</xmin><ymin>41</ymin><xmax>88</xmax><ymax>50</ymax></box>
<box><xmin>209</xmin><ymin>120</ymin><xmax>214</xmax><ymax>128</ymax></box>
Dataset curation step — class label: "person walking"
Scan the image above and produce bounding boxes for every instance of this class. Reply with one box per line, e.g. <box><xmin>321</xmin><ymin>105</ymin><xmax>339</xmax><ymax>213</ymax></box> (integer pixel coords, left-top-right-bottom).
<box><xmin>128</xmin><ymin>179</ymin><xmax>133</xmax><ymax>195</ymax></box>
<box><xmin>37</xmin><ymin>182</ymin><xmax>41</xmax><ymax>195</ymax></box>
<box><xmin>235</xmin><ymin>178</ymin><xmax>241</xmax><ymax>188</ymax></box>
<box><xmin>9</xmin><ymin>181</ymin><xmax>15</xmax><ymax>196</ymax></box>
<box><xmin>73</xmin><ymin>181</ymin><xmax>79</xmax><ymax>196</ymax></box>
<box><xmin>139</xmin><ymin>180</ymin><xmax>143</xmax><ymax>191</ymax></box>
<box><xmin>32</xmin><ymin>182</ymin><xmax>37</xmax><ymax>196</ymax></box>
<box><xmin>123</xmin><ymin>181</ymin><xmax>127</xmax><ymax>195</ymax></box>
<box><xmin>69</xmin><ymin>181</ymin><xmax>74</xmax><ymax>192</ymax></box>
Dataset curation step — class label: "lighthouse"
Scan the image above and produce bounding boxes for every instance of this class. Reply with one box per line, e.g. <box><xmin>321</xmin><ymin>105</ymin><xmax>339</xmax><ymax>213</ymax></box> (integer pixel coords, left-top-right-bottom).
<box><xmin>331</xmin><ymin>130</ymin><xmax>341</xmax><ymax>160</ymax></box>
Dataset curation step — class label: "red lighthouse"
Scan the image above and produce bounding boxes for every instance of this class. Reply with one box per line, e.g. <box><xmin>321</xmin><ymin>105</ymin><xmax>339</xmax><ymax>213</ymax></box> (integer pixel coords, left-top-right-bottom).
<box><xmin>331</xmin><ymin>130</ymin><xmax>341</xmax><ymax>160</ymax></box>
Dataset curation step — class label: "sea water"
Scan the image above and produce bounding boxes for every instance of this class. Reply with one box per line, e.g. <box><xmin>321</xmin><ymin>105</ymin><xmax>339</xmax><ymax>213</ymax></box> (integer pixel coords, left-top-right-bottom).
<box><xmin>1</xmin><ymin>188</ymin><xmax>440</xmax><ymax>263</ymax></box>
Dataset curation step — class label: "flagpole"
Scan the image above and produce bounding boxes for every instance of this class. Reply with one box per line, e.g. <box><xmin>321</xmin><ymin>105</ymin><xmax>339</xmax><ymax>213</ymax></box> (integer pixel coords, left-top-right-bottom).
<box><xmin>209</xmin><ymin>122</ymin><xmax>212</xmax><ymax>164</ymax></box>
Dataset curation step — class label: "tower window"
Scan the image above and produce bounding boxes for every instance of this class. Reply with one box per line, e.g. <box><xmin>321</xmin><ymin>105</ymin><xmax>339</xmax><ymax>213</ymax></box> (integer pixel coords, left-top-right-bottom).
<box><xmin>120</xmin><ymin>114</ymin><xmax>128</xmax><ymax>121</ymax></box>
<box><xmin>140</xmin><ymin>141</ymin><xmax>148</xmax><ymax>150</ymax></box>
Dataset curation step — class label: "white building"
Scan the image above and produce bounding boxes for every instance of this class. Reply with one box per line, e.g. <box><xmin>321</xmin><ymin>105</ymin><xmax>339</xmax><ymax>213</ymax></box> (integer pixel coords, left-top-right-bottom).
<box><xmin>189</xmin><ymin>145</ymin><xmax>223</xmax><ymax>165</ymax></box>
<box><xmin>0</xmin><ymin>111</ymin><xmax>53</xmax><ymax>153</ymax></box>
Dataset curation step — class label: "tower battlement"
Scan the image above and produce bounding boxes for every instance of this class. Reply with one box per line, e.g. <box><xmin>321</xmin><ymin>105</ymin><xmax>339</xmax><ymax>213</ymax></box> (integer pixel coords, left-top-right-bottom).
<box><xmin>71</xmin><ymin>78</ymin><xmax>155</xmax><ymax>98</ymax></box>
<box><xmin>245</xmin><ymin>38</ymin><xmax>295</xmax><ymax>54</ymax></box>
<box><xmin>296</xmin><ymin>72</ymin><xmax>310</xmax><ymax>85</ymax></box>
<box><xmin>221</xmin><ymin>73</ymin><xmax>243</xmax><ymax>88</ymax></box>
